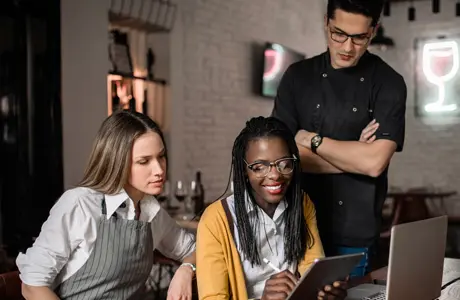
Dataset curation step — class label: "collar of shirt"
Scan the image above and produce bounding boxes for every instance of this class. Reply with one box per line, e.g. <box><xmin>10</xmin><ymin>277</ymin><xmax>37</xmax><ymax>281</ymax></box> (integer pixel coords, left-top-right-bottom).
<box><xmin>324</xmin><ymin>49</ymin><xmax>372</xmax><ymax>75</ymax></box>
<box><xmin>243</xmin><ymin>192</ymin><xmax>287</xmax><ymax>224</ymax></box>
<box><xmin>104</xmin><ymin>190</ymin><xmax>161</xmax><ymax>220</ymax></box>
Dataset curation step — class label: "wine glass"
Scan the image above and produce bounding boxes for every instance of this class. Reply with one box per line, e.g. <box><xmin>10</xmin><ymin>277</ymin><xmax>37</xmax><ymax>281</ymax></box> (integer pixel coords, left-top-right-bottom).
<box><xmin>190</xmin><ymin>180</ymin><xmax>197</xmax><ymax>198</ymax></box>
<box><xmin>422</xmin><ymin>40</ymin><xmax>459</xmax><ymax>113</ymax></box>
<box><xmin>156</xmin><ymin>180</ymin><xmax>169</xmax><ymax>208</ymax></box>
<box><xmin>187</xmin><ymin>181</ymin><xmax>198</xmax><ymax>213</ymax></box>
<box><xmin>174</xmin><ymin>180</ymin><xmax>187</xmax><ymax>204</ymax></box>
<box><xmin>176</xmin><ymin>180</ymin><xmax>194</xmax><ymax>220</ymax></box>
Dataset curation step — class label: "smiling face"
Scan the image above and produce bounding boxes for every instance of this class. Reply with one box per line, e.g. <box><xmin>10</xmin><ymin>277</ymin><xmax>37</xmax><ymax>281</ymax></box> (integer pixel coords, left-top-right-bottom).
<box><xmin>124</xmin><ymin>131</ymin><xmax>167</xmax><ymax>201</ymax></box>
<box><xmin>245</xmin><ymin>137</ymin><xmax>294</xmax><ymax>210</ymax></box>
<box><xmin>326</xmin><ymin>8</ymin><xmax>375</xmax><ymax>69</ymax></box>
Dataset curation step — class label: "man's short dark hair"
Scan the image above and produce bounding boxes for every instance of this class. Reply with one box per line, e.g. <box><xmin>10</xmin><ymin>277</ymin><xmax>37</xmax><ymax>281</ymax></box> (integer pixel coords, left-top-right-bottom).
<box><xmin>327</xmin><ymin>0</ymin><xmax>384</xmax><ymax>27</ymax></box>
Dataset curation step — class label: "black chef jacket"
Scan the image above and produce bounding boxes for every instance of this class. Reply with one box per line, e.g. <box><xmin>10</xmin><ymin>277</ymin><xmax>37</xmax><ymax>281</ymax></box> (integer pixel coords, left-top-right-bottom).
<box><xmin>272</xmin><ymin>50</ymin><xmax>406</xmax><ymax>248</ymax></box>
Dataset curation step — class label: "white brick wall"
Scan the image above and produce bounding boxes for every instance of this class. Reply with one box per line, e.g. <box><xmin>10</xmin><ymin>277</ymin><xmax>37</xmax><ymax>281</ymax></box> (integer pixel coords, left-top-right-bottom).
<box><xmin>170</xmin><ymin>0</ymin><xmax>327</xmax><ymax>202</ymax></box>
<box><xmin>59</xmin><ymin>0</ymin><xmax>327</xmax><ymax>201</ymax></box>
<box><xmin>375</xmin><ymin>0</ymin><xmax>460</xmax><ymax>214</ymax></box>
<box><xmin>169</xmin><ymin>0</ymin><xmax>460</xmax><ymax>215</ymax></box>
<box><xmin>59</xmin><ymin>0</ymin><xmax>460</xmax><ymax>215</ymax></box>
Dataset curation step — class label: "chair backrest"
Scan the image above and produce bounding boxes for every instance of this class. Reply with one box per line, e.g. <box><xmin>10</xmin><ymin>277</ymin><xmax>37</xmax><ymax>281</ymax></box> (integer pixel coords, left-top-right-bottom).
<box><xmin>0</xmin><ymin>271</ymin><xmax>24</xmax><ymax>300</ymax></box>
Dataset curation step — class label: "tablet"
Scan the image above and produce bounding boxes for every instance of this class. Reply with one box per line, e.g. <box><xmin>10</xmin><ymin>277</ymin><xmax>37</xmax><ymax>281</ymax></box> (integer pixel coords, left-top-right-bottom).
<box><xmin>287</xmin><ymin>252</ymin><xmax>365</xmax><ymax>300</ymax></box>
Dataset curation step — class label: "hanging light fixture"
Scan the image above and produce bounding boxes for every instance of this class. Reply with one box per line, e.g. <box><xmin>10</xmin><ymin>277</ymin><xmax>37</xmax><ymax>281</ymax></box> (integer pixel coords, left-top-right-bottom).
<box><xmin>383</xmin><ymin>1</ymin><xmax>391</xmax><ymax>16</ymax></box>
<box><xmin>370</xmin><ymin>25</ymin><xmax>395</xmax><ymax>51</ymax></box>
<box><xmin>408</xmin><ymin>1</ymin><xmax>416</xmax><ymax>21</ymax></box>
<box><xmin>432</xmin><ymin>0</ymin><xmax>440</xmax><ymax>13</ymax></box>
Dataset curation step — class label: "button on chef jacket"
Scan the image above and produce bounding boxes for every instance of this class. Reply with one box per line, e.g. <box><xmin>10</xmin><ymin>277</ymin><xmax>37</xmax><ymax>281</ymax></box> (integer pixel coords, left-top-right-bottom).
<box><xmin>272</xmin><ymin>50</ymin><xmax>406</xmax><ymax>249</ymax></box>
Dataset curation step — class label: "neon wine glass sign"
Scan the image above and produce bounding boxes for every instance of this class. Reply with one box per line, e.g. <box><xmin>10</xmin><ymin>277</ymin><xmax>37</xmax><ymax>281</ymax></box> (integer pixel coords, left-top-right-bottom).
<box><xmin>422</xmin><ymin>40</ymin><xmax>459</xmax><ymax>113</ymax></box>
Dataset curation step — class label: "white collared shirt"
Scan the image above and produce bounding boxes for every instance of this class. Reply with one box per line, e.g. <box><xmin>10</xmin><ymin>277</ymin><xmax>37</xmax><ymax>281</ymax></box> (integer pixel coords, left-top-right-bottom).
<box><xmin>16</xmin><ymin>187</ymin><xmax>196</xmax><ymax>288</ymax></box>
<box><xmin>226</xmin><ymin>193</ymin><xmax>296</xmax><ymax>299</ymax></box>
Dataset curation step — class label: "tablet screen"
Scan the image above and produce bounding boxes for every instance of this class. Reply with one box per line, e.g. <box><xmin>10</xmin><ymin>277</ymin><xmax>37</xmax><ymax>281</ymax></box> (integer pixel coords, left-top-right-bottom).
<box><xmin>287</xmin><ymin>253</ymin><xmax>365</xmax><ymax>300</ymax></box>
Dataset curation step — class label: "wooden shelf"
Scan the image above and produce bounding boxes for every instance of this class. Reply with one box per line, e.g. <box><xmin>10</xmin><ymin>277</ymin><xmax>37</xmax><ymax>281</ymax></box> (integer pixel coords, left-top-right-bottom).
<box><xmin>107</xmin><ymin>73</ymin><xmax>170</xmax><ymax>132</ymax></box>
<box><xmin>108</xmin><ymin>71</ymin><xmax>167</xmax><ymax>85</ymax></box>
<box><xmin>109</xmin><ymin>9</ymin><xmax>175</xmax><ymax>34</ymax></box>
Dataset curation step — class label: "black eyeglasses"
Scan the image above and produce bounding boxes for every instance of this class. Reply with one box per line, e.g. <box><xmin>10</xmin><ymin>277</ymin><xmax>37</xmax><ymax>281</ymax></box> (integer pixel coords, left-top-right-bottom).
<box><xmin>329</xmin><ymin>27</ymin><xmax>370</xmax><ymax>46</ymax></box>
<box><xmin>244</xmin><ymin>157</ymin><xmax>297</xmax><ymax>178</ymax></box>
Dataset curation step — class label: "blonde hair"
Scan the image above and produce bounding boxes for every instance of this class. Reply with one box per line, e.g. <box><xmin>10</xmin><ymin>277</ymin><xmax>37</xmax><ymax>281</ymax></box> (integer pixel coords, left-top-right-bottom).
<box><xmin>79</xmin><ymin>110</ymin><xmax>167</xmax><ymax>194</ymax></box>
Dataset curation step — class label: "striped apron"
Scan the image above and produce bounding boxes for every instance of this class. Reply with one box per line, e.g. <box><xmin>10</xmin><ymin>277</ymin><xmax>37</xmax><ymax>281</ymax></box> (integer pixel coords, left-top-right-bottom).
<box><xmin>55</xmin><ymin>197</ymin><xmax>154</xmax><ymax>299</ymax></box>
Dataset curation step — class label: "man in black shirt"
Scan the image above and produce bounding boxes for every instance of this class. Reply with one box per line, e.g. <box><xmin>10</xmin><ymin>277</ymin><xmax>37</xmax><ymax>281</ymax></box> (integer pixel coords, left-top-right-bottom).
<box><xmin>271</xmin><ymin>0</ymin><xmax>406</xmax><ymax>277</ymax></box>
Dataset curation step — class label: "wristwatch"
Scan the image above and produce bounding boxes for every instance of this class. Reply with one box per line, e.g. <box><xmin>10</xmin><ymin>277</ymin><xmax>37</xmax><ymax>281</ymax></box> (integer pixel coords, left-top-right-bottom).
<box><xmin>311</xmin><ymin>134</ymin><xmax>323</xmax><ymax>154</ymax></box>
<box><xmin>180</xmin><ymin>262</ymin><xmax>196</xmax><ymax>275</ymax></box>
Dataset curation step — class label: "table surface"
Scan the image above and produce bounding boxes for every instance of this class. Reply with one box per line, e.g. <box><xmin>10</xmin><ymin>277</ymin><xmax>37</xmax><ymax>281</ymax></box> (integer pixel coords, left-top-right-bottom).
<box><xmin>440</xmin><ymin>258</ymin><xmax>460</xmax><ymax>300</ymax></box>
<box><xmin>361</xmin><ymin>258</ymin><xmax>460</xmax><ymax>300</ymax></box>
<box><xmin>387</xmin><ymin>191</ymin><xmax>457</xmax><ymax>198</ymax></box>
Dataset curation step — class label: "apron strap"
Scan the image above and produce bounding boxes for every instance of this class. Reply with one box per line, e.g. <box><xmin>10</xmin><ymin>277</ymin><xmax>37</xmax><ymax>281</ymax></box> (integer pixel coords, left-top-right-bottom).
<box><xmin>101</xmin><ymin>196</ymin><xmax>118</xmax><ymax>219</ymax></box>
<box><xmin>101</xmin><ymin>196</ymin><xmax>107</xmax><ymax>215</ymax></box>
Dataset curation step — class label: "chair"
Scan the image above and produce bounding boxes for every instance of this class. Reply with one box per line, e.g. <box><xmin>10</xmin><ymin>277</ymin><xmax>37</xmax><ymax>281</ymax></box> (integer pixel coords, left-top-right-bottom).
<box><xmin>375</xmin><ymin>191</ymin><xmax>431</xmax><ymax>270</ymax></box>
<box><xmin>380</xmin><ymin>191</ymin><xmax>430</xmax><ymax>238</ymax></box>
<box><xmin>0</xmin><ymin>271</ymin><xmax>24</xmax><ymax>300</ymax></box>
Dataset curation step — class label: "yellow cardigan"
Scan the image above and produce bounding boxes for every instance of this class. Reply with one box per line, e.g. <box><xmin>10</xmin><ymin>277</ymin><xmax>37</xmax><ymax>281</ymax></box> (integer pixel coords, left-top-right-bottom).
<box><xmin>196</xmin><ymin>194</ymin><xmax>325</xmax><ymax>300</ymax></box>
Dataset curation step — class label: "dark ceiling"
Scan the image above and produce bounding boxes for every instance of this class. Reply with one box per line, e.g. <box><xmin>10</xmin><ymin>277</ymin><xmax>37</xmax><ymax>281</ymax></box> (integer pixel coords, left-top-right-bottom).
<box><xmin>388</xmin><ymin>0</ymin><xmax>426</xmax><ymax>2</ymax></box>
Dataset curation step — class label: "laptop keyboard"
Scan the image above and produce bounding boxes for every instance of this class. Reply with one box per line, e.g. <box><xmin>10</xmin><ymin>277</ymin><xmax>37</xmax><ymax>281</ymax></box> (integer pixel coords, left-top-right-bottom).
<box><xmin>362</xmin><ymin>291</ymin><xmax>386</xmax><ymax>300</ymax></box>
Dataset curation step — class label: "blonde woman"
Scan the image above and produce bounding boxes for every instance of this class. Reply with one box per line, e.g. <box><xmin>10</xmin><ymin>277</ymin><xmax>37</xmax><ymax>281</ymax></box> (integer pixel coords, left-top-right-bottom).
<box><xmin>17</xmin><ymin>110</ymin><xmax>196</xmax><ymax>300</ymax></box>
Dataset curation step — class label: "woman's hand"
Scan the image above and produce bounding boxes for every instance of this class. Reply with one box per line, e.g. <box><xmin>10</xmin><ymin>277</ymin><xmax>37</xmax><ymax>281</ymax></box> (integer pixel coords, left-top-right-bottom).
<box><xmin>261</xmin><ymin>270</ymin><xmax>299</xmax><ymax>300</ymax></box>
<box><xmin>21</xmin><ymin>284</ymin><xmax>60</xmax><ymax>300</ymax></box>
<box><xmin>166</xmin><ymin>265</ymin><xmax>194</xmax><ymax>300</ymax></box>
<box><xmin>317</xmin><ymin>280</ymin><xmax>348</xmax><ymax>300</ymax></box>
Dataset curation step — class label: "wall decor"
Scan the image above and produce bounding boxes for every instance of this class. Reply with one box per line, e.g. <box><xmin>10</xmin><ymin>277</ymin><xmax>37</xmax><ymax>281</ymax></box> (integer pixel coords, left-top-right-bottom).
<box><xmin>415</xmin><ymin>36</ymin><xmax>460</xmax><ymax>119</ymax></box>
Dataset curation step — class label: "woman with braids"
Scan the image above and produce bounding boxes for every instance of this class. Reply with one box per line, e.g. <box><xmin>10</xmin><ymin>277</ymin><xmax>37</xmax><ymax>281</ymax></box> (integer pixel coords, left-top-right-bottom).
<box><xmin>196</xmin><ymin>116</ymin><xmax>347</xmax><ymax>300</ymax></box>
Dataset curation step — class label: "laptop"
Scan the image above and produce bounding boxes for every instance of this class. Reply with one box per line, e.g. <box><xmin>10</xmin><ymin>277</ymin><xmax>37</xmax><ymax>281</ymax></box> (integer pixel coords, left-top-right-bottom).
<box><xmin>346</xmin><ymin>215</ymin><xmax>448</xmax><ymax>300</ymax></box>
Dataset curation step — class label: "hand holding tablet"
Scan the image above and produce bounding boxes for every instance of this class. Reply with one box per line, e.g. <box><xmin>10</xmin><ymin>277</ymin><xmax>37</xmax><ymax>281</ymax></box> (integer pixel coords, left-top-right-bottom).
<box><xmin>287</xmin><ymin>253</ymin><xmax>364</xmax><ymax>300</ymax></box>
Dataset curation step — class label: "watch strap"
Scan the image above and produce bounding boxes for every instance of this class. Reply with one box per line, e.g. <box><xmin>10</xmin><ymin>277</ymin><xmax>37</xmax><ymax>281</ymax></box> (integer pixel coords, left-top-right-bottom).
<box><xmin>180</xmin><ymin>262</ymin><xmax>196</xmax><ymax>272</ymax></box>
<box><xmin>311</xmin><ymin>134</ymin><xmax>323</xmax><ymax>154</ymax></box>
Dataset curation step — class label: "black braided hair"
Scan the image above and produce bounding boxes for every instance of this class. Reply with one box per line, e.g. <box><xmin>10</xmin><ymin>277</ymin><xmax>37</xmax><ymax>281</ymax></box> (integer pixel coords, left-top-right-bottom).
<box><xmin>230</xmin><ymin>116</ymin><xmax>314</xmax><ymax>266</ymax></box>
